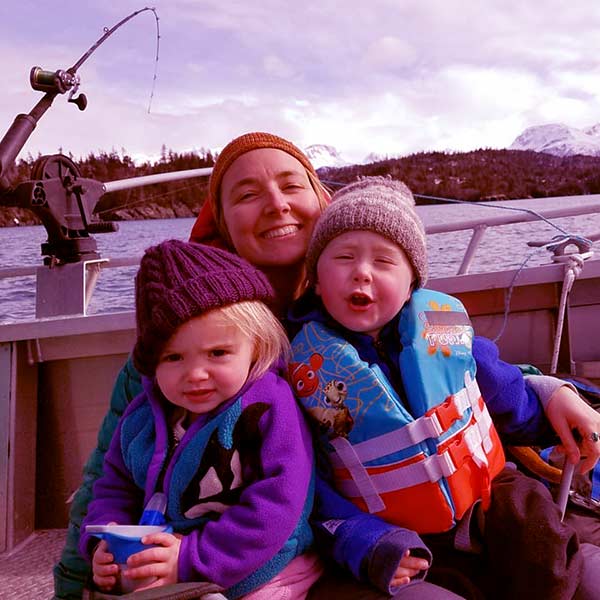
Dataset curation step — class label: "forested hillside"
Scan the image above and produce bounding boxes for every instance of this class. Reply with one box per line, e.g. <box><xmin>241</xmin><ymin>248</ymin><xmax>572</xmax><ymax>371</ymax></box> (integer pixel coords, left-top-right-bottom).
<box><xmin>0</xmin><ymin>147</ymin><xmax>214</xmax><ymax>226</ymax></box>
<box><xmin>320</xmin><ymin>149</ymin><xmax>600</xmax><ymax>200</ymax></box>
<box><xmin>3</xmin><ymin>147</ymin><xmax>600</xmax><ymax>227</ymax></box>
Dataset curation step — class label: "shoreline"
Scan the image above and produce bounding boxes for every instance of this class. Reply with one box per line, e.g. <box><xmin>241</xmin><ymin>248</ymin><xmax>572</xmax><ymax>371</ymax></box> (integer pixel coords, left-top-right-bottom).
<box><xmin>0</xmin><ymin>204</ymin><xmax>199</xmax><ymax>228</ymax></box>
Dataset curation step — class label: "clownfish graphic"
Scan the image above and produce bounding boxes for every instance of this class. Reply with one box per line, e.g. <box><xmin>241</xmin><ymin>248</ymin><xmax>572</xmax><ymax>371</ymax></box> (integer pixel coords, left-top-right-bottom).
<box><xmin>288</xmin><ymin>353</ymin><xmax>323</xmax><ymax>398</ymax></box>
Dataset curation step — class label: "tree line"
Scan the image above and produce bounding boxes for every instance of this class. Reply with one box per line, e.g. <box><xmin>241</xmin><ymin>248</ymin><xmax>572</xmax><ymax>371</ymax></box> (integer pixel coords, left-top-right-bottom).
<box><xmin>3</xmin><ymin>146</ymin><xmax>600</xmax><ymax>227</ymax></box>
<box><xmin>320</xmin><ymin>148</ymin><xmax>600</xmax><ymax>201</ymax></box>
<box><xmin>0</xmin><ymin>146</ymin><xmax>214</xmax><ymax>226</ymax></box>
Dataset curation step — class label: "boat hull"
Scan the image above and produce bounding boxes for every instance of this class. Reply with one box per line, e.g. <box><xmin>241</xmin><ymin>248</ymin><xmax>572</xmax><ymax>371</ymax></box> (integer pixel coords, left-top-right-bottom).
<box><xmin>1</xmin><ymin>259</ymin><xmax>600</xmax><ymax>552</ymax></box>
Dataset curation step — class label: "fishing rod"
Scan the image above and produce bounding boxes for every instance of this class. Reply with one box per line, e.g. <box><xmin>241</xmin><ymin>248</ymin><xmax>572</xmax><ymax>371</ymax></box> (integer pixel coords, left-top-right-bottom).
<box><xmin>0</xmin><ymin>7</ymin><xmax>159</xmax><ymax>265</ymax></box>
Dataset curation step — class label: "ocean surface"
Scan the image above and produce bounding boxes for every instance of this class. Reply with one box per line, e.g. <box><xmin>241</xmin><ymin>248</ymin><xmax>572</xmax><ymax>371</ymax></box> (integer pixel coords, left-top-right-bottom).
<box><xmin>1</xmin><ymin>198</ymin><xmax>600</xmax><ymax>324</ymax></box>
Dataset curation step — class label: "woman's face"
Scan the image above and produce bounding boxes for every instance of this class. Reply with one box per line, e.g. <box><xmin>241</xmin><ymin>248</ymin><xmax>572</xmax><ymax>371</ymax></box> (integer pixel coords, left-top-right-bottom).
<box><xmin>220</xmin><ymin>148</ymin><xmax>322</xmax><ymax>268</ymax></box>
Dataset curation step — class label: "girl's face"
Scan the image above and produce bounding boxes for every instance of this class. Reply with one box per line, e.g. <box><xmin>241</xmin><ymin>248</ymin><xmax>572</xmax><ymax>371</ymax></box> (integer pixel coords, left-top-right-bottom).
<box><xmin>155</xmin><ymin>311</ymin><xmax>254</xmax><ymax>419</ymax></box>
<box><xmin>316</xmin><ymin>230</ymin><xmax>414</xmax><ymax>338</ymax></box>
<box><xmin>219</xmin><ymin>148</ymin><xmax>322</xmax><ymax>268</ymax></box>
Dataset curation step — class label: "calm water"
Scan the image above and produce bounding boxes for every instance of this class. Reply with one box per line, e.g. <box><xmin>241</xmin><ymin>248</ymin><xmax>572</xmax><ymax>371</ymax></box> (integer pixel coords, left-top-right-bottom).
<box><xmin>0</xmin><ymin>218</ymin><xmax>195</xmax><ymax>323</ymax></box>
<box><xmin>1</xmin><ymin>199</ymin><xmax>600</xmax><ymax>324</ymax></box>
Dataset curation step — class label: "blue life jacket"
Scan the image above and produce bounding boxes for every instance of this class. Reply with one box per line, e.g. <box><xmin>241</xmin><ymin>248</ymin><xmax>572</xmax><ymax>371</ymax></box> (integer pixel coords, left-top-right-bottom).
<box><xmin>290</xmin><ymin>288</ymin><xmax>505</xmax><ymax>534</ymax></box>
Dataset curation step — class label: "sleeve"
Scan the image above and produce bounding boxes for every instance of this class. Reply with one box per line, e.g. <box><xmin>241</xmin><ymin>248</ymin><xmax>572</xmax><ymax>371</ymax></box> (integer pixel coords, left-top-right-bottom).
<box><xmin>78</xmin><ymin>412</ymin><xmax>145</xmax><ymax>561</ymax></box>
<box><xmin>473</xmin><ymin>336</ymin><xmax>554</xmax><ymax>445</ymax></box>
<box><xmin>54</xmin><ymin>356</ymin><xmax>143</xmax><ymax>594</ymax></box>
<box><xmin>79</xmin><ymin>367</ymin><xmax>143</xmax><ymax>558</ymax></box>
<box><xmin>311</xmin><ymin>470</ymin><xmax>431</xmax><ymax>594</ymax></box>
<box><xmin>525</xmin><ymin>374</ymin><xmax>578</xmax><ymax>411</ymax></box>
<box><xmin>177</xmin><ymin>376</ymin><xmax>316</xmax><ymax>588</ymax></box>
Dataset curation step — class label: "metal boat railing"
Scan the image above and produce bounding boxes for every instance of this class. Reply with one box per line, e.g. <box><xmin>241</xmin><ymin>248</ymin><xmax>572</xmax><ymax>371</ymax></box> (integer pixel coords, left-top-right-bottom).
<box><xmin>23</xmin><ymin>167</ymin><xmax>215</xmax><ymax>317</ymax></box>
<box><xmin>103</xmin><ymin>167</ymin><xmax>213</xmax><ymax>193</ymax></box>
<box><xmin>2</xmin><ymin>170</ymin><xmax>600</xmax><ymax>320</ymax></box>
<box><xmin>424</xmin><ymin>198</ymin><xmax>600</xmax><ymax>275</ymax></box>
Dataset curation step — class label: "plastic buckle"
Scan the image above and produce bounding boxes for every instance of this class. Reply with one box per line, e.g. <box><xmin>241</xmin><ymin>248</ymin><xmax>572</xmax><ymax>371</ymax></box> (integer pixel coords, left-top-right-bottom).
<box><xmin>427</xmin><ymin>396</ymin><xmax>462</xmax><ymax>431</ymax></box>
<box><xmin>480</xmin><ymin>468</ymin><xmax>492</xmax><ymax>510</ymax></box>
<box><xmin>445</xmin><ymin>432</ymin><xmax>472</xmax><ymax>470</ymax></box>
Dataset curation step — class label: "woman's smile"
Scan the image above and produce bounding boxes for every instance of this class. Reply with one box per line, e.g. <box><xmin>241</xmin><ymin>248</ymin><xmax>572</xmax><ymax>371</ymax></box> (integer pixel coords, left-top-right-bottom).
<box><xmin>220</xmin><ymin>148</ymin><xmax>321</xmax><ymax>268</ymax></box>
<box><xmin>261</xmin><ymin>223</ymin><xmax>301</xmax><ymax>239</ymax></box>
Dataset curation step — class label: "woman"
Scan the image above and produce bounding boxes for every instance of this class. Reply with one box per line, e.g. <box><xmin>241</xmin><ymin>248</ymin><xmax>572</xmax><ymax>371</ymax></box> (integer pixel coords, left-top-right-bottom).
<box><xmin>54</xmin><ymin>132</ymin><xmax>599</xmax><ymax>600</ymax></box>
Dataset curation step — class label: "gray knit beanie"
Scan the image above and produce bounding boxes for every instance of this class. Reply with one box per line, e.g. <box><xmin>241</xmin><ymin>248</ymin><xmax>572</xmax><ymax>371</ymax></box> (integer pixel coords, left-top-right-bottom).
<box><xmin>306</xmin><ymin>176</ymin><xmax>428</xmax><ymax>287</ymax></box>
<box><xmin>133</xmin><ymin>239</ymin><xmax>274</xmax><ymax>376</ymax></box>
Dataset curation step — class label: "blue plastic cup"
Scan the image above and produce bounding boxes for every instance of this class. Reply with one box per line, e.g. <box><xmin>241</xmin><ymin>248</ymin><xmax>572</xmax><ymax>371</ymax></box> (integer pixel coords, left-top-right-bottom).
<box><xmin>94</xmin><ymin>524</ymin><xmax>172</xmax><ymax>592</ymax></box>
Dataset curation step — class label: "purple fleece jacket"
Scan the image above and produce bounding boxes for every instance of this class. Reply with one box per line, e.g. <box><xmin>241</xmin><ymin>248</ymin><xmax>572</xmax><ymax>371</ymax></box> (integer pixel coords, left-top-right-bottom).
<box><xmin>79</xmin><ymin>367</ymin><xmax>315</xmax><ymax>593</ymax></box>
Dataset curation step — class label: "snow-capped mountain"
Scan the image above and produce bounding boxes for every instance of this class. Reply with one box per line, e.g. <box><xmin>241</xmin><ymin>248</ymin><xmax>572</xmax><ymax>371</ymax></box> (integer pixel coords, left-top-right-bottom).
<box><xmin>304</xmin><ymin>144</ymin><xmax>349</xmax><ymax>169</ymax></box>
<box><xmin>130</xmin><ymin>151</ymin><xmax>163</xmax><ymax>166</ymax></box>
<box><xmin>304</xmin><ymin>145</ymin><xmax>394</xmax><ymax>168</ymax></box>
<box><xmin>582</xmin><ymin>123</ymin><xmax>600</xmax><ymax>138</ymax></box>
<box><xmin>510</xmin><ymin>123</ymin><xmax>600</xmax><ymax>157</ymax></box>
<box><xmin>362</xmin><ymin>152</ymin><xmax>390</xmax><ymax>164</ymax></box>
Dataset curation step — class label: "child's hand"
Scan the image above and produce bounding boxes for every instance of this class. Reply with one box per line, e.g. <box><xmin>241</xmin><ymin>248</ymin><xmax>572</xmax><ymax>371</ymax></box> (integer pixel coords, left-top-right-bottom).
<box><xmin>390</xmin><ymin>550</ymin><xmax>430</xmax><ymax>587</ymax></box>
<box><xmin>122</xmin><ymin>531</ymin><xmax>182</xmax><ymax>590</ymax></box>
<box><xmin>546</xmin><ymin>385</ymin><xmax>600</xmax><ymax>473</ymax></box>
<box><xmin>92</xmin><ymin>539</ymin><xmax>119</xmax><ymax>591</ymax></box>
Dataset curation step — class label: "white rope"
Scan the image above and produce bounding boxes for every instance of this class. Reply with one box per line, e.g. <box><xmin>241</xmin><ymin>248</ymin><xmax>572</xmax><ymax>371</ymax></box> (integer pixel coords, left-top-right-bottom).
<box><xmin>549</xmin><ymin>251</ymin><xmax>593</xmax><ymax>374</ymax></box>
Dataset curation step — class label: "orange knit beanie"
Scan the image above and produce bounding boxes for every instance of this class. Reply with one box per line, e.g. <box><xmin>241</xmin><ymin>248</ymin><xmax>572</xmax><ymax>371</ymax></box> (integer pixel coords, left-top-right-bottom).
<box><xmin>209</xmin><ymin>132</ymin><xmax>319</xmax><ymax>204</ymax></box>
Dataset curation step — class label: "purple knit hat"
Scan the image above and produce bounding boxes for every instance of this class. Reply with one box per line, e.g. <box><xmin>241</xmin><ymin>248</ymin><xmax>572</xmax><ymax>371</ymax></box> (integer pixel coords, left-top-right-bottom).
<box><xmin>133</xmin><ymin>239</ymin><xmax>274</xmax><ymax>375</ymax></box>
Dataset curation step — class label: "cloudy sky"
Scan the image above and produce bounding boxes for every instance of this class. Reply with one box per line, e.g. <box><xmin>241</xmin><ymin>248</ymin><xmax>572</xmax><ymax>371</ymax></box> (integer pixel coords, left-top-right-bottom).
<box><xmin>1</xmin><ymin>0</ymin><xmax>600</xmax><ymax>165</ymax></box>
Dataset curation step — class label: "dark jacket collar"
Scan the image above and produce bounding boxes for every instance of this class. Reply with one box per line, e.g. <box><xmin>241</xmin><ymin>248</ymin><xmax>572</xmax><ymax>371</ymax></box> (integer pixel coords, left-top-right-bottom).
<box><xmin>288</xmin><ymin>290</ymin><xmax>404</xmax><ymax>392</ymax></box>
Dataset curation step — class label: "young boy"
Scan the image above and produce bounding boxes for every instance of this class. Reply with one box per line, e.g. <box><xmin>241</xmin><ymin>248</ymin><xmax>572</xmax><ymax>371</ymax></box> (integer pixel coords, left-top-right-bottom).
<box><xmin>288</xmin><ymin>177</ymin><xmax>600</xmax><ymax>599</ymax></box>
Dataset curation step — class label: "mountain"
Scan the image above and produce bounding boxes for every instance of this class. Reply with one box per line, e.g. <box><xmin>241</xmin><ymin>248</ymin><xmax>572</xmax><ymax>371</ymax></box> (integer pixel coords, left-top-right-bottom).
<box><xmin>510</xmin><ymin>123</ymin><xmax>600</xmax><ymax>157</ymax></box>
<box><xmin>304</xmin><ymin>144</ymin><xmax>349</xmax><ymax>169</ymax></box>
<box><xmin>583</xmin><ymin>123</ymin><xmax>600</xmax><ymax>137</ymax></box>
<box><xmin>130</xmin><ymin>151</ymin><xmax>163</xmax><ymax>166</ymax></box>
<box><xmin>362</xmin><ymin>152</ymin><xmax>391</xmax><ymax>164</ymax></box>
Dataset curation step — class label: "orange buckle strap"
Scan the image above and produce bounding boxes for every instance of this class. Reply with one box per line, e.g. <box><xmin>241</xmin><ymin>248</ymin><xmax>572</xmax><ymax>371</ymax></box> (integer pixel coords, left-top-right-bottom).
<box><xmin>444</xmin><ymin>431</ymin><xmax>472</xmax><ymax>469</ymax></box>
<box><xmin>480</xmin><ymin>468</ymin><xmax>492</xmax><ymax>510</ymax></box>
<box><xmin>444</xmin><ymin>429</ymin><xmax>493</xmax><ymax>508</ymax></box>
<box><xmin>427</xmin><ymin>396</ymin><xmax>462</xmax><ymax>432</ymax></box>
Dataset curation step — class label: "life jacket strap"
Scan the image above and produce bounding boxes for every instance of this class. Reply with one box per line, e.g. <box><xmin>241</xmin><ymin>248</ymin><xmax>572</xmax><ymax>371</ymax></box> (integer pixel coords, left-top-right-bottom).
<box><xmin>329</xmin><ymin>374</ymin><xmax>482</xmax><ymax>470</ymax></box>
<box><xmin>328</xmin><ymin>413</ymin><xmax>442</xmax><ymax>468</ymax></box>
<box><xmin>462</xmin><ymin>420</ymin><xmax>489</xmax><ymax>469</ymax></box>
<box><xmin>329</xmin><ymin>436</ymin><xmax>386</xmax><ymax>513</ymax></box>
<box><xmin>335</xmin><ymin>417</ymin><xmax>490</xmax><ymax>502</ymax></box>
<box><xmin>335</xmin><ymin>447</ymin><xmax>455</xmax><ymax>501</ymax></box>
<box><xmin>455</xmin><ymin>372</ymin><xmax>494</xmax><ymax>457</ymax></box>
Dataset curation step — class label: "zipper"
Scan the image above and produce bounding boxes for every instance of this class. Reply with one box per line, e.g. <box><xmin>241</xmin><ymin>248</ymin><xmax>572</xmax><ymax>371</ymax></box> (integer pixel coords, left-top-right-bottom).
<box><xmin>155</xmin><ymin>428</ymin><xmax>180</xmax><ymax>493</ymax></box>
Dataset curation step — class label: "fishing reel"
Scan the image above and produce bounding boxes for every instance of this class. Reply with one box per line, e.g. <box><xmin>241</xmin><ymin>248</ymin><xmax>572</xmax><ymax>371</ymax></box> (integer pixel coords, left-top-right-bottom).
<box><xmin>10</xmin><ymin>153</ymin><xmax>117</xmax><ymax>265</ymax></box>
<box><xmin>30</xmin><ymin>66</ymin><xmax>87</xmax><ymax>111</ymax></box>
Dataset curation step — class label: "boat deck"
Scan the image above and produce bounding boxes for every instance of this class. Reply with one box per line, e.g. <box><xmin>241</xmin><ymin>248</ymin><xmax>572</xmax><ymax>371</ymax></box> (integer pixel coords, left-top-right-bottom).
<box><xmin>1</xmin><ymin>528</ymin><xmax>65</xmax><ymax>599</ymax></box>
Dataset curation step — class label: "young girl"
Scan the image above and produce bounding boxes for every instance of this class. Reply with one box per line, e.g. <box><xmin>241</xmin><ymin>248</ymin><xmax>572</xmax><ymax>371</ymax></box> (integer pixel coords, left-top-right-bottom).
<box><xmin>79</xmin><ymin>239</ymin><xmax>322</xmax><ymax>598</ymax></box>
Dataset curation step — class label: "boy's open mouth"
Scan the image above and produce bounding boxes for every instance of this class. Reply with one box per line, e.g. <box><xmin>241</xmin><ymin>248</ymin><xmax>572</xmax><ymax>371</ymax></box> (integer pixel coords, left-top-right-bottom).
<box><xmin>349</xmin><ymin>292</ymin><xmax>372</xmax><ymax>307</ymax></box>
